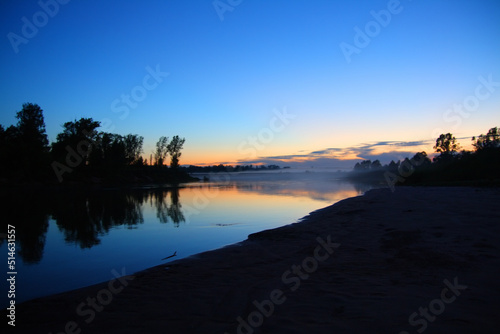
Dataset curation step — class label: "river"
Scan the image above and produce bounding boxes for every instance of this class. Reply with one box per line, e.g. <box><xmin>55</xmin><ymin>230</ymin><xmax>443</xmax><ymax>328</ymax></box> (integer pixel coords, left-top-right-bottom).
<box><xmin>0</xmin><ymin>170</ymin><xmax>375</xmax><ymax>307</ymax></box>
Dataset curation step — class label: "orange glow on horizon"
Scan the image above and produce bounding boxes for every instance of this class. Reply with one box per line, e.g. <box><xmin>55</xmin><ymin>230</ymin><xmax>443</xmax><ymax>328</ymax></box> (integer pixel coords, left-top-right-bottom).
<box><xmin>145</xmin><ymin>137</ymin><xmax>477</xmax><ymax>167</ymax></box>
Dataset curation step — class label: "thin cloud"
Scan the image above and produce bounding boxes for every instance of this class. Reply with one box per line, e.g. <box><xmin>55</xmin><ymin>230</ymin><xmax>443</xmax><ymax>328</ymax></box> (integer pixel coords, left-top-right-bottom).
<box><xmin>236</xmin><ymin>139</ymin><xmax>437</xmax><ymax>169</ymax></box>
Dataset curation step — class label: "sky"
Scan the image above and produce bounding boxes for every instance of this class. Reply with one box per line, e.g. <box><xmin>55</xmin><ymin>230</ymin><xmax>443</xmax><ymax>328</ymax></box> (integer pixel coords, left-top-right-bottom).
<box><xmin>1</xmin><ymin>0</ymin><xmax>499</xmax><ymax>169</ymax></box>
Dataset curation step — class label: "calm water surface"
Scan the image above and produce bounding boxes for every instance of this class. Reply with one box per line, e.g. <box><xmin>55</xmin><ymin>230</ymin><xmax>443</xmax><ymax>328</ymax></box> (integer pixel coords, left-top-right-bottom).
<box><xmin>1</xmin><ymin>171</ymin><xmax>373</xmax><ymax>307</ymax></box>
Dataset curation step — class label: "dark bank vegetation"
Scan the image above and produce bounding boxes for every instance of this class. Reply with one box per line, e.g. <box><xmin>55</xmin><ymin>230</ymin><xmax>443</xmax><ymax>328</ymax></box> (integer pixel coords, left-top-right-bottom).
<box><xmin>348</xmin><ymin>127</ymin><xmax>500</xmax><ymax>187</ymax></box>
<box><xmin>0</xmin><ymin>103</ymin><xmax>194</xmax><ymax>186</ymax></box>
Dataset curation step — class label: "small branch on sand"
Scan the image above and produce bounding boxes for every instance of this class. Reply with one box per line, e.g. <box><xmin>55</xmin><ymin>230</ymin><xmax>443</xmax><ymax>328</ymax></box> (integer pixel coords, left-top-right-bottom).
<box><xmin>162</xmin><ymin>251</ymin><xmax>177</xmax><ymax>260</ymax></box>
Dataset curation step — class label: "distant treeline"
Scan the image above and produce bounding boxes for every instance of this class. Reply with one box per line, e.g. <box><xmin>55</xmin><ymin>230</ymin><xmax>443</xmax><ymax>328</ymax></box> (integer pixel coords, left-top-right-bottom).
<box><xmin>185</xmin><ymin>164</ymin><xmax>282</xmax><ymax>173</ymax></box>
<box><xmin>0</xmin><ymin>103</ymin><xmax>191</xmax><ymax>185</ymax></box>
<box><xmin>349</xmin><ymin>128</ymin><xmax>500</xmax><ymax>187</ymax></box>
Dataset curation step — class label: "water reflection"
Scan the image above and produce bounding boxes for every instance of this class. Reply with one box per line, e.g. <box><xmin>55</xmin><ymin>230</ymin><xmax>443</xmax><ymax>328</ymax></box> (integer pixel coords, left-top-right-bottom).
<box><xmin>1</xmin><ymin>175</ymin><xmax>376</xmax><ymax>265</ymax></box>
<box><xmin>5</xmin><ymin>191</ymin><xmax>50</xmax><ymax>264</ymax></box>
<box><xmin>1</xmin><ymin>187</ymin><xmax>185</xmax><ymax>263</ymax></box>
<box><xmin>167</xmin><ymin>188</ymin><xmax>185</xmax><ymax>225</ymax></box>
<box><xmin>51</xmin><ymin>190</ymin><xmax>148</xmax><ymax>248</ymax></box>
<box><xmin>150</xmin><ymin>188</ymin><xmax>185</xmax><ymax>226</ymax></box>
<box><xmin>195</xmin><ymin>171</ymin><xmax>375</xmax><ymax>202</ymax></box>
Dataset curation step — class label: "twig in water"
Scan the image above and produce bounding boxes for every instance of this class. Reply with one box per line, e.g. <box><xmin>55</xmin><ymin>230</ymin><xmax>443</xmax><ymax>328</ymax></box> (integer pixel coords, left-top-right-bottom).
<box><xmin>162</xmin><ymin>251</ymin><xmax>177</xmax><ymax>260</ymax></box>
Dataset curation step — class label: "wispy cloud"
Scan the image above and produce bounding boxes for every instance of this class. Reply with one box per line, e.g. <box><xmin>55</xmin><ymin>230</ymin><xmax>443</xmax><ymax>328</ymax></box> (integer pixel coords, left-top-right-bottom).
<box><xmin>237</xmin><ymin>139</ymin><xmax>437</xmax><ymax>169</ymax></box>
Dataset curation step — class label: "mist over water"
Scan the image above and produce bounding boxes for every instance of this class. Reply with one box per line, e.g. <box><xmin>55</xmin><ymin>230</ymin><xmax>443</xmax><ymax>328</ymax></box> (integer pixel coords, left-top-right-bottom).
<box><xmin>0</xmin><ymin>171</ymin><xmax>375</xmax><ymax>307</ymax></box>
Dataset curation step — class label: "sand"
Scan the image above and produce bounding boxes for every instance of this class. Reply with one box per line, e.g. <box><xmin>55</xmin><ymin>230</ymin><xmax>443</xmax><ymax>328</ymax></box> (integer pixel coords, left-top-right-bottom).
<box><xmin>12</xmin><ymin>186</ymin><xmax>500</xmax><ymax>333</ymax></box>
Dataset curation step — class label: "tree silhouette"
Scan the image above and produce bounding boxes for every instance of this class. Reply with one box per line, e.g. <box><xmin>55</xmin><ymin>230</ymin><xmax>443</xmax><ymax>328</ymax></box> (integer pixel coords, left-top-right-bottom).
<box><xmin>472</xmin><ymin>127</ymin><xmax>500</xmax><ymax>151</ymax></box>
<box><xmin>5</xmin><ymin>103</ymin><xmax>51</xmax><ymax>178</ymax></box>
<box><xmin>167</xmin><ymin>135</ymin><xmax>185</xmax><ymax>169</ymax></box>
<box><xmin>354</xmin><ymin>160</ymin><xmax>372</xmax><ymax>171</ymax></box>
<box><xmin>348</xmin><ymin>127</ymin><xmax>498</xmax><ymax>186</ymax></box>
<box><xmin>16</xmin><ymin>103</ymin><xmax>49</xmax><ymax>151</ymax></box>
<box><xmin>123</xmin><ymin>134</ymin><xmax>144</xmax><ymax>164</ymax></box>
<box><xmin>410</xmin><ymin>151</ymin><xmax>431</xmax><ymax>166</ymax></box>
<box><xmin>51</xmin><ymin>118</ymin><xmax>101</xmax><ymax>167</ymax></box>
<box><xmin>434</xmin><ymin>133</ymin><xmax>461</xmax><ymax>154</ymax></box>
<box><xmin>106</xmin><ymin>133</ymin><xmax>127</xmax><ymax>167</ymax></box>
<box><xmin>154</xmin><ymin>136</ymin><xmax>169</xmax><ymax>166</ymax></box>
<box><xmin>89</xmin><ymin>132</ymin><xmax>129</xmax><ymax>169</ymax></box>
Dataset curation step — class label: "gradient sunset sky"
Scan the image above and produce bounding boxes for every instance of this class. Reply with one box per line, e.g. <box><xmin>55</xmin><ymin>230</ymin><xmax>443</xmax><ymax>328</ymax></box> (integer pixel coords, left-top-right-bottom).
<box><xmin>1</xmin><ymin>0</ymin><xmax>499</xmax><ymax>168</ymax></box>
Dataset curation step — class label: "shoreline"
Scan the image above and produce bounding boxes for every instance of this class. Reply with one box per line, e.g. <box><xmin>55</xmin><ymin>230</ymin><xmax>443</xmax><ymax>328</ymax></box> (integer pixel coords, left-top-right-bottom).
<box><xmin>12</xmin><ymin>186</ymin><xmax>500</xmax><ymax>333</ymax></box>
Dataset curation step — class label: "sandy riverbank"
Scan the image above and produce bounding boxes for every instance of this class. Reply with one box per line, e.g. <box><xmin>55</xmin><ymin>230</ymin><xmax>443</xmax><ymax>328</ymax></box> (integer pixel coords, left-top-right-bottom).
<box><xmin>12</xmin><ymin>186</ymin><xmax>500</xmax><ymax>333</ymax></box>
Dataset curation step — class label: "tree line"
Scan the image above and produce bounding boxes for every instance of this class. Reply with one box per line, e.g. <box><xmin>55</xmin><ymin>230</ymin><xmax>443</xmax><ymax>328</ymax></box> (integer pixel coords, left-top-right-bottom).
<box><xmin>0</xmin><ymin>103</ymin><xmax>187</xmax><ymax>184</ymax></box>
<box><xmin>350</xmin><ymin>127</ymin><xmax>500</xmax><ymax>186</ymax></box>
<box><xmin>185</xmin><ymin>164</ymin><xmax>282</xmax><ymax>173</ymax></box>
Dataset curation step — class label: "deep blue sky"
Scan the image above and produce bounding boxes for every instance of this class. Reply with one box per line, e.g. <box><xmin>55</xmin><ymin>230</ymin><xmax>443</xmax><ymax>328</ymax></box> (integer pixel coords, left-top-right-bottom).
<box><xmin>1</xmin><ymin>0</ymin><xmax>499</xmax><ymax>167</ymax></box>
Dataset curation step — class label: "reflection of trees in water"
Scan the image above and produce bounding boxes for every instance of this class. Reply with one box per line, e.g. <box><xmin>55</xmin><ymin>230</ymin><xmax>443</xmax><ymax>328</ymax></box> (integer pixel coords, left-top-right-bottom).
<box><xmin>51</xmin><ymin>192</ymin><xmax>103</xmax><ymax>248</ymax></box>
<box><xmin>2</xmin><ymin>180</ymin><xmax>370</xmax><ymax>264</ymax></box>
<box><xmin>167</xmin><ymin>188</ymin><xmax>185</xmax><ymax>226</ymax></box>
<box><xmin>1</xmin><ymin>191</ymin><xmax>49</xmax><ymax>264</ymax></box>
<box><xmin>3</xmin><ymin>187</ymin><xmax>185</xmax><ymax>264</ymax></box>
<box><xmin>19</xmin><ymin>211</ymin><xmax>48</xmax><ymax>263</ymax></box>
<box><xmin>87</xmin><ymin>191</ymin><xmax>146</xmax><ymax>229</ymax></box>
<box><xmin>152</xmin><ymin>189</ymin><xmax>169</xmax><ymax>224</ymax></box>
<box><xmin>51</xmin><ymin>191</ymin><xmax>146</xmax><ymax>249</ymax></box>
<box><xmin>150</xmin><ymin>188</ymin><xmax>185</xmax><ymax>227</ymax></box>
